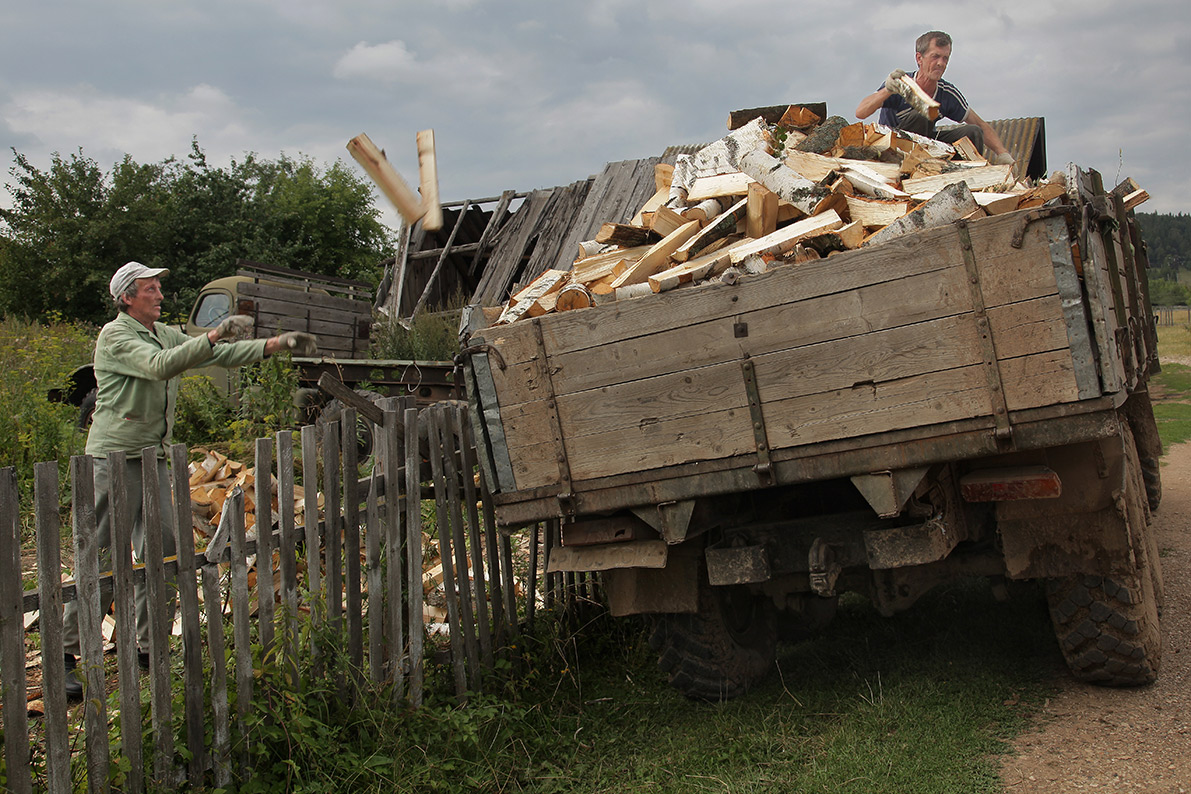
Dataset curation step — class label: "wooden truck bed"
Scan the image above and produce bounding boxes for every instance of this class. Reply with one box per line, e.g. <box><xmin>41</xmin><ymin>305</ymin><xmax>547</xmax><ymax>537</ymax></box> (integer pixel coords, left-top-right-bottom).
<box><xmin>464</xmin><ymin>168</ymin><xmax>1156</xmax><ymax>527</ymax></box>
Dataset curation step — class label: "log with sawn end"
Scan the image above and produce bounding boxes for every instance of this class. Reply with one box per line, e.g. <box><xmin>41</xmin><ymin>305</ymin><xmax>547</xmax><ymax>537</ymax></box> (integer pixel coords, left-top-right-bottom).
<box><xmin>609</xmin><ymin>220</ymin><xmax>701</xmax><ymax>289</ymax></box>
<box><xmin>727</xmin><ymin>210</ymin><xmax>844</xmax><ymax>266</ymax></box>
<box><xmin>673</xmin><ymin>198</ymin><xmax>747</xmax><ymax>263</ymax></box>
<box><xmin>649</xmin><ymin>238</ymin><xmax>747</xmax><ymax>293</ymax></box>
<box><xmin>595</xmin><ymin>223</ymin><xmax>657</xmax><ymax>247</ymax></box>
<box><xmin>687</xmin><ymin>173</ymin><xmax>756</xmax><ymax>202</ymax></box>
<box><xmin>738</xmin><ymin>150</ymin><xmax>828</xmax><ymax>216</ymax></box>
<box><xmin>499</xmin><ymin>269</ymin><xmax>569</xmax><ymax>324</ymax></box>
<box><xmin>570</xmin><ymin>244</ymin><xmax>652</xmax><ymax>285</ymax></box>
<box><xmin>902</xmin><ymin>164</ymin><xmax>1012</xmax><ymax>195</ymax></box>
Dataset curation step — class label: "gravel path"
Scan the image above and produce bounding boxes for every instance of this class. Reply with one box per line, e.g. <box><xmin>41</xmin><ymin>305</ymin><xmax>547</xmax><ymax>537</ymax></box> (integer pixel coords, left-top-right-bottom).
<box><xmin>999</xmin><ymin>440</ymin><xmax>1191</xmax><ymax>793</ymax></box>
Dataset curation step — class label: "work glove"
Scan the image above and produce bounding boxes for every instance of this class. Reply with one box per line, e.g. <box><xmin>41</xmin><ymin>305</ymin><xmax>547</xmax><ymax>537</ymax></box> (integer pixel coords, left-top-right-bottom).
<box><xmin>990</xmin><ymin>151</ymin><xmax>1015</xmax><ymax>166</ymax></box>
<box><xmin>884</xmin><ymin>68</ymin><xmax>908</xmax><ymax>95</ymax></box>
<box><xmin>212</xmin><ymin>314</ymin><xmax>254</xmax><ymax>342</ymax></box>
<box><xmin>277</xmin><ymin>331</ymin><xmax>318</xmax><ymax>356</ymax></box>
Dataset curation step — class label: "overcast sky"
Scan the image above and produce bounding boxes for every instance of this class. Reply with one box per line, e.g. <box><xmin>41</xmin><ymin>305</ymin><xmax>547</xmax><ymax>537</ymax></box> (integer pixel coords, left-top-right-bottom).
<box><xmin>2</xmin><ymin>0</ymin><xmax>1188</xmax><ymax>239</ymax></box>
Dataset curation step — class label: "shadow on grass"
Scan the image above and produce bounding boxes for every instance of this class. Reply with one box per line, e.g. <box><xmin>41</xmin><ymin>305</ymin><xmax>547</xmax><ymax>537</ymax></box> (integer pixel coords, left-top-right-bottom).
<box><xmin>522</xmin><ymin>577</ymin><xmax>1063</xmax><ymax>794</ymax></box>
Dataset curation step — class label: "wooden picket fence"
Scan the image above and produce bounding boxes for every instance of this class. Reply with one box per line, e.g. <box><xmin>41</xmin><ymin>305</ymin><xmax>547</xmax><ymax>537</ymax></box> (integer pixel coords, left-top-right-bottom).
<box><xmin>0</xmin><ymin>399</ymin><xmax>577</xmax><ymax>792</ymax></box>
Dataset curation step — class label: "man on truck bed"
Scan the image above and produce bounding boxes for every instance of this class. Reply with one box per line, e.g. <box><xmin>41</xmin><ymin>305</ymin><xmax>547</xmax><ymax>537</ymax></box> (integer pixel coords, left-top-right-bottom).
<box><xmin>855</xmin><ymin>30</ymin><xmax>1013</xmax><ymax>164</ymax></box>
<box><xmin>63</xmin><ymin>261</ymin><xmax>317</xmax><ymax>699</ymax></box>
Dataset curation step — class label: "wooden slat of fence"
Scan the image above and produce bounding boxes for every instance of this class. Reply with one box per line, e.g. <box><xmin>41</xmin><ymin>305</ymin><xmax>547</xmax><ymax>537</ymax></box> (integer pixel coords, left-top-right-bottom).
<box><xmin>342</xmin><ymin>408</ymin><xmax>364</xmax><ymax>685</ymax></box>
<box><xmin>443</xmin><ymin>408</ymin><xmax>481</xmax><ymax>691</ymax></box>
<box><xmin>276</xmin><ymin>431</ymin><xmax>299</xmax><ymax>682</ymax></box>
<box><xmin>499</xmin><ymin>531</ymin><xmax>517</xmax><ymax>641</ymax></box>
<box><xmin>72</xmin><ymin>455</ymin><xmax>111</xmax><ymax>794</ymax></box>
<box><xmin>383</xmin><ymin>406</ymin><xmax>404</xmax><ymax>697</ymax></box>
<box><xmin>228</xmin><ymin>487</ymin><xmax>252</xmax><ymax>776</ymax></box>
<box><xmin>542</xmin><ymin>519</ymin><xmax>556</xmax><ymax>612</ymax></box>
<box><xmin>456</xmin><ymin>405</ymin><xmax>493</xmax><ymax>667</ymax></box>
<box><xmin>109</xmin><ymin>452</ymin><xmax>144</xmax><ymax>794</ymax></box>
<box><xmin>428</xmin><ymin>410</ymin><xmax>468</xmax><ymax>698</ymax></box>
<box><xmin>1</xmin><ymin>467</ymin><xmax>32</xmax><ymax>794</ymax></box>
<box><xmin>300</xmin><ymin>424</ymin><xmax>321</xmax><ymax>671</ymax></box>
<box><xmin>526</xmin><ymin>524</ymin><xmax>539</xmax><ymax>632</ymax></box>
<box><xmin>170</xmin><ymin>443</ymin><xmax>206</xmax><ymax>780</ymax></box>
<box><xmin>202</xmin><ymin>562</ymin><xmax>231</xmax><ymax>788</ymax></box>
<box><xmin>139</xmin><ymin>450</ymin><xmax>174</xmax><ymax>785</ymax></box>
<box><xmin>255</xmin><ymin>438</ymin><xmax>275</xmax><ymax>653</ymax></box>
<box><xmin>404</xmin><ymin>407</ymin><xmax>424</xmax><ymax>706</ymax></box>
<box><xmin>366</xmin><ymin>467</ymin><xmax>384</xmax><ymax>683</ymax></box>
<box><xmin>34</xmin><ymin>463</ymin><xmax>69</xmax><ymax>794</ymax></box>
<box><xmin>324</xmin><ymin>421</ymin><xmax>343</xmax><ymax>646</ymax></box>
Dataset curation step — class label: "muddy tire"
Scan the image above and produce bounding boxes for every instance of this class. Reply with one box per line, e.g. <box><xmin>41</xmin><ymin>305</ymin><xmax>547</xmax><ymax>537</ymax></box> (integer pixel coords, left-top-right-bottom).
<box><xmin>1044</xmin><ymin>423</ymin><xmax>1161</xmax><ymax>686</ymax></box>
<box><xmin>650</xmin><ymin>583</ymin><xmax>776</xmax><ymax>702</ymax></box>
<box><xmin>77</xmin><ymin>388</ymin><xmax>97</xmax><ymax>429</ymax></box>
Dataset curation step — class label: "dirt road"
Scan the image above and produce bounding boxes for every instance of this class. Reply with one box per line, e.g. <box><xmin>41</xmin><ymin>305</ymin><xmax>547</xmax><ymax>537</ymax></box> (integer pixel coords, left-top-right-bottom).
<box><xmin>1000</xmin><ymin>440</ymin><xmax>1191</xmax><ymax>793</ymax></box>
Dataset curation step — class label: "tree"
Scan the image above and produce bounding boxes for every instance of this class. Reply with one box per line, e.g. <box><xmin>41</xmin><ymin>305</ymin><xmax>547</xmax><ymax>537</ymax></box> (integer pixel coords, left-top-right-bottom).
<box><xmin>0</xmin><ymin>143</ymin><xmax>394</xmax><ymax>325</ymax></box>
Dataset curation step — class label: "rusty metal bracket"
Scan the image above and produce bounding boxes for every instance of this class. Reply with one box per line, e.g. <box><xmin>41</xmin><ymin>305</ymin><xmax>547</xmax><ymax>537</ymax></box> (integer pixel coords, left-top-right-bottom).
<box><xmin>957</xmin><ymin>220</ymin><xmax>1013</xmax><ymax>444</ymax></box>
<box><xmin>1010</xmin><ymin>205</ymin><xmax>1075</xmax><ymax>249</ymax></box>
<box><xmin>808</xmin><ymin>537</ymin><xmax>841</xmax><ymax>597</ymax></box>
<box><xmin>530</xmin><ymin>318</ymin><xmax>576</xmax><ymax>516</ymax></box>
<box><xmin>740</xmin><ymin>357</ymin><xmax>774</xmax><ymax>485</ymax></box>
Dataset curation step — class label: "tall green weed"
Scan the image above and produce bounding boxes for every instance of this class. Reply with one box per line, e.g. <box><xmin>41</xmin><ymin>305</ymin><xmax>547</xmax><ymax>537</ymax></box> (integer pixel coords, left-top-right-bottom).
<box><xmin>0</xmin><ymin>315</ymin><xmax>95</xmax><ymax>534</ymax></box>
<box><xmin>370</xmin><ymin>294</ymin><xmax>465</xmax><ymax>361</ymax></box>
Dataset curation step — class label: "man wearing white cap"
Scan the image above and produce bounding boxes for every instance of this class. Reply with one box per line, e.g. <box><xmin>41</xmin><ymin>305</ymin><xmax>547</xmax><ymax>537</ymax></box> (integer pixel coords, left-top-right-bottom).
<box><xmin>63</xmin><ymin>261</ymin><xmax>317</xmax><ymax>698</ymax></box>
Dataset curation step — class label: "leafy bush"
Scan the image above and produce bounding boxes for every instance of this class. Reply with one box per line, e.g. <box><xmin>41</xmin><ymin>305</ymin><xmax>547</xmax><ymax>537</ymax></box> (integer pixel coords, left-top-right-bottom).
<box><xmin>0</xmin><ymin>315</ymin><xmax>94</xmax><ymax>532</ymax></box>
<box><xmin>173</xmin><ymin>373</ymin><xmax>235</xmax><ymax>448</ymax></box>
<box><xmin>370</xmin><ymin>294</ymin><xmax>466</xmax><ymax>362</ymax></box>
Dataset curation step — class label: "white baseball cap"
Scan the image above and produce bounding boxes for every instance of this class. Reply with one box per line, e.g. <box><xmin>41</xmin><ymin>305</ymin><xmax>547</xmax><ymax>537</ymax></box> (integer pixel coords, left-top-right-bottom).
<box><xmin>109</xmin><ymin>261</ymin><xmax>169</xmax><ymax>300</ymax></box>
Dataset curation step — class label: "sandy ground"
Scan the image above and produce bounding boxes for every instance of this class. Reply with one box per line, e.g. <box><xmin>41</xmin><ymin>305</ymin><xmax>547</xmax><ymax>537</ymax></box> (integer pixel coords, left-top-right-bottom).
<box><xmin>999</xmin><ymin>440</ymin><xmax>1191</xmax><ymax>793</ymax></box>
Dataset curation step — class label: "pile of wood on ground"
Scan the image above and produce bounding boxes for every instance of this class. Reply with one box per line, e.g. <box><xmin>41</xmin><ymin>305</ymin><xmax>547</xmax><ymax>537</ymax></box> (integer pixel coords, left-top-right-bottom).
<box><xmin>491</xmin><ymin>105</ymin><xmax>1150</xmax><ymax>325</ymax></box>
<box><xmin>188</xmin><ymin>448</ymin><xmax>517</xmax><ymax>628</ymax></box>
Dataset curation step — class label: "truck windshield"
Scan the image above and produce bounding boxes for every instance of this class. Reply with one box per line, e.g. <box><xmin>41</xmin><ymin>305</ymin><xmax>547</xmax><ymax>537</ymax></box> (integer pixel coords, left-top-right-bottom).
<box><xmin>193</xmin><ymin>292</ymin><xmax>231</xmax><ymax>328</ymax></box>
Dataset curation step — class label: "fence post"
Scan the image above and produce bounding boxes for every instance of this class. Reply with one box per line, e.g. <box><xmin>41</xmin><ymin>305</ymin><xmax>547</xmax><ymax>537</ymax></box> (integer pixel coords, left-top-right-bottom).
<box><xmin>323</xmin><ymin>420</ymin><xmax>343</xmax><ymax>695</ymax></box>
<box><xmin>300</xmin><ymin>424</ymin><xmax>321</xmax><ymax>673</ymax></box>
<box><xmin>457</xmin><ymin>405</ymin><xmax>494</xmax><ymax>669</ymax></box>
<box><xmin>428</xmin><ymin>408</ymin><xmax>468</xmax><ymax>699</ymax></box>
<box><xmin>366</xmin><ymin>466</ymin><xmax>384</xmax><ymax>683</ymax></box>
<box><xmin>382</xmin><ymin>403</ymin><xmax>405</xmax><ymax>697</ymax></box>
<box><xmin>226</xmin><ymin>486</ymin><xmax>253</xmax><ymax>778</ymax></box>
<box><xmin>170</xmin><ymin>443</ymin><xmax>206</xmax><ymax>782</ymax></box>
<box><xmin>201</xmin><ymin>549</ymin><xmax>231</xmax><ymax>788</ymax></box>
<box><xmin>108</xmin><ymin>452</ymin><xmax>144</xmax><ymax>794</ymax></box>
<box><xmin>1</xmin><ymin>467</ymin><xmax>32</xmax><ymax>794</ymax></box>
<box><xmin>72</xmin><ymin>454</ymin><xmax>111</xmax><ymax>794</ymax></box>
<box><xmin>276</xmin><ymin>430</ymin><xmax>299</xmax><ymax>684</ymax></box>
<box><xmin>34</xmin><ymin>462</ymin><xmax>69</xmax><ymax>794</ymax></box>
<box><xmin>140</xmin><ymin>450</ymin><xmax>174</xmax><ymax>786</ymax></box>
<box><xmin>342</xmin><ymin>408</ymin><xmax>364</xmax><ymax>688</ymax></box>
<box><xmin>404</xmin><ymin>407</ymin><xmax>425</xmax><ymax>707</ymax></box>
<box><xmin>443</xmin><ymin>407</ymin><xmax>481</xmax><ymax>692</ymax></box>
<box><xmin>255</xmin><ymin>437</ymin><xmax>275</xmax><ymax>654</ymax></box>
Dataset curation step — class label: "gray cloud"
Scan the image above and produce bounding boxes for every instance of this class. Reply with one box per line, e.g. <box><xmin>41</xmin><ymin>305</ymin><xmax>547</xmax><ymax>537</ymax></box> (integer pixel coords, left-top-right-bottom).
<box><xmin>1</xmin><ymin>0</ymin><xmax>1187</xmax><ymax>225</ymax></box>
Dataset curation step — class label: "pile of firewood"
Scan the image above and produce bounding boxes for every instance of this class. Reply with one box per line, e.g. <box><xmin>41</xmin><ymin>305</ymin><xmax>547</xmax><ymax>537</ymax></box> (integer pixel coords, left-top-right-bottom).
<box><xmin>493</xmin><ymin>105</ymin><xmax>1149</xmax><ymax>325</ymax></box>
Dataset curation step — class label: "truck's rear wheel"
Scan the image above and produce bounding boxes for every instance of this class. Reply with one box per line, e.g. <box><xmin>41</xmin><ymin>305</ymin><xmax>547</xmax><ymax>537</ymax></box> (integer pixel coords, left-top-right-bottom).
<box><xmin>649</xmin><ymin>583</ymin><xmax>776</xmax><ymax>702</ymax></box>
<box><xmin>1045</xmin><ymin>424</ymin><xmax>1161</xmax><ymax>686</ymax></box>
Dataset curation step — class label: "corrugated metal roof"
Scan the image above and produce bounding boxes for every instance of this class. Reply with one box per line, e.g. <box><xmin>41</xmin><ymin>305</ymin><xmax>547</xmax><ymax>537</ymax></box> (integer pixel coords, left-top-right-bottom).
<box><xmin>987</xmin><ymin>117</ymin><xmax>1046</xmax><ymax>182</ymax></box>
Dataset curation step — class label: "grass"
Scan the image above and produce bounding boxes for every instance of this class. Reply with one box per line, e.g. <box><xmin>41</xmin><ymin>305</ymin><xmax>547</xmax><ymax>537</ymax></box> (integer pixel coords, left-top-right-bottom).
<box><xmin>1152</xmin><ymin>325</ymin><xmax>1191</xmax><ymax>448</ymax></box>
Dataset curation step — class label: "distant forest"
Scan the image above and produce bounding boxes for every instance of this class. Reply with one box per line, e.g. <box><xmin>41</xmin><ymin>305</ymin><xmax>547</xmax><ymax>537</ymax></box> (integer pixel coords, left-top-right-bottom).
<box><xmin>1137</xmin><ymin>212</ymin><xmax>1191</xmax><ymax>305</ymax></box>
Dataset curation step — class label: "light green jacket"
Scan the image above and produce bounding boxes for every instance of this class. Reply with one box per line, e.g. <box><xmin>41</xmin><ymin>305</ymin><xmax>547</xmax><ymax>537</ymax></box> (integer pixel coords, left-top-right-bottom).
<box><xmin>85</xmin><ymin>312</ymin><xmax>269</xmax><ymax>459</ymax></box>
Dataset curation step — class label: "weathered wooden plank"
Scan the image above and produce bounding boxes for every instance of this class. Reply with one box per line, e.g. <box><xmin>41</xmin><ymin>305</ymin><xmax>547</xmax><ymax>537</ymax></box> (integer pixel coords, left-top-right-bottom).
<box><xmin>139</xmin><ymin>451</ymin><xmax>174</xmax><ymax>786</ymax></box>
<box><xmin>300</xmin><ymin>424</ymin><xmax>322</xmax><ymax>671</ymax></box>
<box><xmin>366</xmin><ymin>467</ymin><xmax>384</xmax><ymax>684</ymax></box>
<box><xmin>443</xmin><ymin>408</ymin><xmax>481</xmax><ymax>691</ymax></box>
<box><xmin>34</xmin><ymin>463</ymin><xmax>69</xmax><ymax>794</ymax></box>
<box><xmin>323</xmin><ymin>420</ymin><xmax>343</xmax><ymax>681</ymax></box>
<box><xmin>275</xmin><ymin>431</ymin><xmax>299</xmax><ymax>683</ymax></box>
<box><xmin>201</xmin><ymin>562</ymin><xmax>231</xmax><ymax>788</ymax></box>
<box><xmin>382</xmin><ymin>407</ymin><xmax>405</xmax><ymax>695</ymax></box>
<box><xmin>254</xmin><ymin>438</ymin><xmax>275</xmax><ymax>654</ymax></box>
<box><xmin>404</xmin><ymin>407</ymin><xmax>425</xmax><ymax>706</ymax></box>
<box><xmin>228</xmin><ymin>487</ymin><xmax>253</xmax><ymax>778</ymax></box>
<box><xmin>71</xmin><ymin>455</ymin><xmax>111</xmax><ymax>793</ymax></box>
<box><xmin>342</xmin><ymin>408</ymin><xmax>364</xmax><ymax>687</ymax></box>
<box><xmin>490</xmin><ymin>256</ymin><xmax>969</xmax><ymax>409</ymax></box>
<box><xmin>2</xmin><ymin>468</ymin><xmax>32</xmax><ymax>794</ymax></box>
<box><xmin>170</xmin><ymin>443</ymin><xmax>205</xmax><ymax>781</ymax></box>
<box><xmin>457</xmin><ymin>404</ymin><xmax>494</xmax><ymax>667</ymax></box>
<box><xmin>428</xmin><ymin>410</ymin><xmax>468</xmax><ymax>698</ymax></box>
<box><xmin>109</xmin><ymin>453</ymin><xmax>144</xmax><ymax>793</ymax></box>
